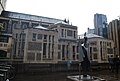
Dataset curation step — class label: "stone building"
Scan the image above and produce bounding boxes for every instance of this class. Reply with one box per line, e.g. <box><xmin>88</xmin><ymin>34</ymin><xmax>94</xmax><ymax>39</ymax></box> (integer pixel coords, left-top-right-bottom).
<box><xmin>108</xmin><ymin>19</ymin><xmax>120</xmax><ymax>57</ymax></box>
<box><xmin>12</xmin><ymin>26</ymin><xmax>58</xmax><ymax>63</ymax></box>
<box><xmin>80</xmin><ymin>34</ymin><xmax>114</xmax><ymax>63</ymax></box>
<box><xmin>49</xmin><ymin>22</ymin><xmax>78</xmax><ymax>62</ymax></box>
<box><xmin>0</xmin><ymin>11</ymin><xmax>63</xmax><ymax>60</ymax></box>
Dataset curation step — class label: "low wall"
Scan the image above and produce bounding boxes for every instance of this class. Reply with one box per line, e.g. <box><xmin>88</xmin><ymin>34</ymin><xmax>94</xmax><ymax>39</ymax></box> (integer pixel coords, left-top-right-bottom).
<box><xmin>12</xmin><ymin>62</ymin><xmax>79</xmax><ymax>73</ymax></box>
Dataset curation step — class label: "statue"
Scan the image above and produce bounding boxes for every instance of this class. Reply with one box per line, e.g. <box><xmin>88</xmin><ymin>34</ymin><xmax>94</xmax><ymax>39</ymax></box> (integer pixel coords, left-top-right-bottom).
<box><xmin>79</xmin><ymin>32</ymin><xmax>90</xmax><ymax>77</ymax></box>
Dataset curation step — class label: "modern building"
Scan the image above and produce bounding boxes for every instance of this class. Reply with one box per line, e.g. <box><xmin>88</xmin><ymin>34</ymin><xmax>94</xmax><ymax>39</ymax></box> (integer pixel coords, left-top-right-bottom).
<box><xmin>94</xmin><ymin>13</ymin><xmax>108</xmax><ymax>38</ymax></box>
<box><xmin>0</xmin><ymin>0</ymin><xmax>7</xmax><ymax>14</ymax></box>
<box><xmin>108</xmin><ymin>19</ymin><xmax>120</xmax><ymax>57</ymax></box>
<box><xmin>80</xmin><ymin>34</ymin><xmax>114</xmax><ymax>63</ymax></box>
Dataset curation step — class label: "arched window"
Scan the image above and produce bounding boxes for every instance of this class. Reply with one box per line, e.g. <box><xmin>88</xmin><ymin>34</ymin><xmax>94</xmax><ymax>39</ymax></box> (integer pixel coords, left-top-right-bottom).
<box><xmin>13</xmin><ymin>23</ymin><xmax>19</xmax><ymax>29</ymax></box>
<box><xmin>22</xmin><ymin>24</ymin><xmax>27</xmax><ymax>29</ymax></box>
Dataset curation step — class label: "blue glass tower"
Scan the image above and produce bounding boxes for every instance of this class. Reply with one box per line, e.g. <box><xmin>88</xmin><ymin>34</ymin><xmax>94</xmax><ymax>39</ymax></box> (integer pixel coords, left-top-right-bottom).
<box><xmin>94</xmin><ymin>13</ymin><xmax>108</xmax><ymax>38</ymax></box>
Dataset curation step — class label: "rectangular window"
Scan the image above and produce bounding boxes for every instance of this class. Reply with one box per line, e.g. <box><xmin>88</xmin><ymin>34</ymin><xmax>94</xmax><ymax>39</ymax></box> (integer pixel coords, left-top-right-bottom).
<box><xmin>49</xmin><ymin>35</ymin><xmax>51</xmax><ymax>42</ymax></box>
<box><xmin>44</xmin><ymin>35</ymin><xmax>47</xmax><ymax>39</ymax></box>
<box><xmin>43</xmin><ymin>35</ymin><xmax>47</xmax><ymax>42</ymax></box>
<box><xmin>48</xmin><ymin>43</ymin><xmax>51</xmax><ymax>58</ymax></box>
<box><xmin>36</xmin><ymin>53</ymin><xmax>41</xmax><ymax>61</ymax></box>
<box><xmin>61</xmin><ymin>29</ymin><xmax>64</xmax><ymax>37</ymax></box>
<box><xmin>52</xmin><ymin>36</ymin><xmax>54</xmax><ymax>43</ymax></box>
<box><xmin>43</xmin><ymin>43</ymin><xmax>47</xmax><ymax>58</ymax></box>
<box><xmin>0</xmin><ymin>35</ymin><xmax>8</xmax><ymax>43</ymax></box>
<box><xmin>93</xmin><ymin>53</ymin><xmax>97</xmax><ymax>59</ymax></box>
<box><xmin>58</xmin><ymin>45</ymin><xmax>61</xmax><ymax>50</ymax></box>
<box><xmin>38</xmin><ymin>34</ymin><xmax>42</xmax><ymax>39</ymax></box>
<box><xmin>28</xmin><ymin>42</ymin><xmax>42</xmax><ymax>51</ymax></box>
<box><xmin>4</xmin><ymin>44</ymin><xmax>7</xmax><ymax>47</ymax></box>
<box><xmin>67</xmin><ymin>30</ymin><xmax>73</xmax><ymax>36</ymax></box>
<box><xmin>58</xmin><ymin>52</ymin><xmax>61</xmax><ymax>59</ymax></box>
<box><xmin>74</xmin><ymin>31</ymin><xmax>76</xmax><ymax>38</ymax></box>
<box><xmin>27</xmin><ymin>52</ymin><xmax>35</xmax><ymax>61</ymax></box>
<box><xmin>93</xmin><ymin>47</ymin><xmax>97</xmax><ymax>52</ymax></box>
<box><xmin>107</xmin><ymin>48</ymin><xmax>113</xmax><ymax>54</ymax></box>
<box><xmin>0</xmin><ymin>44</ymin><xmax>3</xmax><ymax>47</ymax></box>
<box><xmin>32</xmin><ymin>33</ymin><xmax>36</xmax><ymax>41</ymax></box>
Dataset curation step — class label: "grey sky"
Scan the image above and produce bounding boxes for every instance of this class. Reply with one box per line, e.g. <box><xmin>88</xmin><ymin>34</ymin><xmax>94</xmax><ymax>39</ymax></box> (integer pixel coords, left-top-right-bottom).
<box><xmin>6</xmin><ymin>0</ymin><xmax>120</xmax><ymax>34</ymax></box>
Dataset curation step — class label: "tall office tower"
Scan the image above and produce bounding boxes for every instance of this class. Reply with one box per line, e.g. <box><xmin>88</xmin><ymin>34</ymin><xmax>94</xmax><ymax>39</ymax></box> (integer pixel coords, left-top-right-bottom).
<box><xmin>94</xmin><ymin>13</ymin><xmax>108</xmax><ymax>38</ymax></box>
<box><xmin>108</xmin><ymin>19</ymin><xmax>120</xmax><ymax>56</ymax></box>
<box><xmin>0</xmin><ymin>0</ymin><xmax>7</xmax><ymax>14</ymax></box>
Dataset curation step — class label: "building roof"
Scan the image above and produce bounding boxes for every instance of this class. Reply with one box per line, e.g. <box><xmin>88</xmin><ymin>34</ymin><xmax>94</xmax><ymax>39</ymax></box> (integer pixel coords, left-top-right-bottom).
<box><xmin>35</xmin><ymin>25</ymin><xmax>48</xmax><ymax>30</ymax></box>
<box><xmin>1</xmin><ymin>11</ymin><xmax>64</xmax><ymax>23</ymax></box>
<box><xmin>79</xmin><ymin>33</ymin><xmax>104</xmax><ymax>39</ymax></box>
<box><xmin>54</xmin><ymin>21</ymin><xmax>69</xmax><ymax>25</ymax></box>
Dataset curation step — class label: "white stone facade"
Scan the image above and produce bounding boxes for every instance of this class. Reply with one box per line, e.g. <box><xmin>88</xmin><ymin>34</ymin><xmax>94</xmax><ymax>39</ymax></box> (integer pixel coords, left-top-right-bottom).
<box><xmin>13</xmin><ymin>27</ymin><xmax>58</xmax><ymax>63</ymax></box>
<box><xmin>88</xmin><ymin>37</ymin><xmax>114</xmax><ymax>63</ymax></box>
<box><xmin>49</xmin><ymin>23</ymin><xmax>78</xmax><ymax>62</ymax></box>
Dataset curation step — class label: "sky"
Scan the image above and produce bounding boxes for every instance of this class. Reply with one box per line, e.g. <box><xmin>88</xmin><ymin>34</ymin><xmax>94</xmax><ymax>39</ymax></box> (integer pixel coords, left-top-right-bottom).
<box><xmin>6</xmin><ymin>0</ymin><xmax>120</xmax><ymax>35</ymax></box>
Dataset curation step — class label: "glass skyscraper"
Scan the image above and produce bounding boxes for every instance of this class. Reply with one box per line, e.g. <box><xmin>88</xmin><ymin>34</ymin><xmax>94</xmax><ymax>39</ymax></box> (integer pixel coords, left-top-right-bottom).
<box><xmin>94</xmin><ymin>13</ymin><xmax>108</xmax><ymax>38</ymax></box>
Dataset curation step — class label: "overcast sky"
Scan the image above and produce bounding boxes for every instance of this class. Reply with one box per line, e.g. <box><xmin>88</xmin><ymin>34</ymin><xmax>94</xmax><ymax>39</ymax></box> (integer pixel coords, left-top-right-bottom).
<box><xmin>6</xmin><ymin>0</ymin><xmax>120</xmax><ymax>34</ymax></box>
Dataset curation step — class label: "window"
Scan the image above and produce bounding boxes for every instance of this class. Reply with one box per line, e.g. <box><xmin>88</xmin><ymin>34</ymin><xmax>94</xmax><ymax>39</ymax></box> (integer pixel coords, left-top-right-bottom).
<box><xmin>13</xmin><ymin>22</ymin><xmax>19</xmax><ymax>29</ymax></box>
<box><xmin>38</xmin><ymin>34</ymin><xmax>42</xmax><ymax>39</ymax></box>
<box><xmin>0</xmin><ymin>35</ymin><xmax>8</xmax><ymax>43</ymax></box>
<box><xmin>0</xmin><ymin>44</ymin><xmax>2</xmax><ymax>47</ymax></box>
<box><xmin>43</xmin><ymin>43</ymin><xmax>47</xmax><ymax>58</ymax></box>
<box><xmin>48</xmin><ymin>43</ymin><xmax>51</xmax><ymax>58</ymax></box>
<box><xmin>58</xmin><ymin>45</ymin><xmax>61</xmax><ymax>50</ymax></box>
<box><xmin>22</xmin><ymin>24</ymin><xmax>27</xmax><ymax>29</ymax></box>
<box><xmin>27</xmin><ymin>52</ymin><xmax>35</xmax><ymax>61</ymax></box>
<box><xmin>28</xmin><ymin>42</ymin><xmax>42</xmax><ymax>51</ymax></box>
<box><xmin>61</xmin><ymin>29</ymin><xmax>64</xmax><ymax>37</ymax></box>
<box><xmin>67</xmin><ymin>30</ymin><xmax>73</xmax><ymax>36</ymax></box>
<box><xmin>58</xmin><ymin>52</ymin><xmax>61</xmax><ymax>59</ymax></box>
<box><xmin>93</xmin><ymin>47</ymin><xmax>97</xmax><ymax>52</ymax></box>
<box><xmin>44</xmin><ymin>35</ymin><xmax>47</xmax><ymax>39</ymax></box>
<box><xmin>52</xmin><ymin>36</ymin><xmax>54</xmax><ymax>43</ymax></box>
<box><xmin>32</xmin><ymin>33</ymin><xmax>36</xmax><ymax>41</ymax></box>
<box><xmin>93</xmin><ymin>53</ymin><xmax>97</xmax><ymax>59</ymax></box>
<box><xmin>4</xmin><ymin>44</ymin><xmax>7</xmax><ymax>47</ymax></box>
<box><xmin>74</xmin><ymin>31</ymin><xmax>76</xmax><ymax>38</ymax></box>
<box><xmin>36</xmin><ymin>53</ymin><xmax>41</xmax><ymax>61</ymax></box>
<box><xmin>49</xmin><ymin>35</ymin><xmax>51</xmax><ymax>42</ymax></box>
<box><xmin>107</xmin><ymin>48</ymin><xmax>113</xmax><ymax>54</ymax></box>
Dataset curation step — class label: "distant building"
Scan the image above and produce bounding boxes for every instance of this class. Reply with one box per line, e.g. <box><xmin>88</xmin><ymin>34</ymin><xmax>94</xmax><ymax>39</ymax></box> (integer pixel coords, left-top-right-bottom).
<box><xmin>108</xmin><ymin>19</ymin><xmax>120</xmax><ymax>57</ymax></box>
<box><xmin>79</xmin><ymin>33</ymin><xmax>114</xmax><ymax>63</ymax></box>
<box><xmin>0</xmin><ymin>0</ymin><xmax>7</xmax><ymax>14</ymax></box>
<box><xmin>94</xmin><ymin>13</ymin><xmax>108</xmax><ymax>38</ymax></box>
<box><xmin>87</xmin><ymin>28</ymin><xmax>95</xmax><ymax>34</ymax></box>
